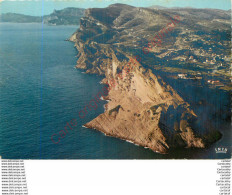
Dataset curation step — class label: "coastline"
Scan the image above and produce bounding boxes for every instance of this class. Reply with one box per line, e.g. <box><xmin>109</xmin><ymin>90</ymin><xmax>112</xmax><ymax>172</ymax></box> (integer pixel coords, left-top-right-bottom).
<box><xmin>68</xmin><ymin>5</ymin><xmax>225</xmax><ymax>154</ymax></box>
<box><xmin>83</xmin><ymin>124</ymin><xmax>166</xmax><ymax>154</ymax></box>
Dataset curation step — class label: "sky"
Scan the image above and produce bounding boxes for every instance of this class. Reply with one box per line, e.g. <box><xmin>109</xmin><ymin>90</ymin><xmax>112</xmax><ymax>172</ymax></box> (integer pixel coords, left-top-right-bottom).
<box><xmin>0</xmin><ymin>0</ymin><xmax>231</xmax><ymax>16</ymax></box>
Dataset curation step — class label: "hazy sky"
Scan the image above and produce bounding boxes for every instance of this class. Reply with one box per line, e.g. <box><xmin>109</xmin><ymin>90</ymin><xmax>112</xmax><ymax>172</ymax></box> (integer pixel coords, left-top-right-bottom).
<box><xmin>0</xmin><ymin>0</ymin><xmax>231</xmax><ymax>16</ymax></box>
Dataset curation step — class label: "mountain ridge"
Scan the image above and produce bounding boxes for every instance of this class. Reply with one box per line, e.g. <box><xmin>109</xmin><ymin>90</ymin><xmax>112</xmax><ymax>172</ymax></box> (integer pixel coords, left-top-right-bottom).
<box><xmin>69</xmin><ymin>4</ymin><xmax>228</xmax><ymax>153</ymax></box>
<box><xmin>0</xmin><ymin>7</ymin><xmax>85</xmax><ymax>25</ymax></box>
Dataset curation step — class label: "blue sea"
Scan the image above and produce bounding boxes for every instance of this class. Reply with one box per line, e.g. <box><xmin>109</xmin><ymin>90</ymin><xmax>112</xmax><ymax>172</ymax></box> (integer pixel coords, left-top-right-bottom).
<box><xmin>0</xmin><ymin>23</ymin><xmax>230</xmax><ymax>159</ymax></box>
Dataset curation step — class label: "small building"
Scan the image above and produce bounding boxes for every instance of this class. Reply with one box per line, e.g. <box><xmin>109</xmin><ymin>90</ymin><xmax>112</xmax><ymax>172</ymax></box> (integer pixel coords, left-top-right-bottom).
<box><xmin>207</xmin><ymin>80</ymin><xmax>224</xmax><ymax>87</ymax></box>
<box><xmin>178</xmin><ymin>74</ymin><xmax>187</xmax><ymax>79</ymax></box>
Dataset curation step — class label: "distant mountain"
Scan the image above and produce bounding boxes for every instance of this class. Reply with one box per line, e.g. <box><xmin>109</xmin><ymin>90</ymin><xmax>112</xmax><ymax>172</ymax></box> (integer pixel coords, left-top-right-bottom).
<box><xmin>43</xmin><ymin>7</ymin><xmax>85</xmax><ymax>25</ymax></box>
<box><xmin>0</xmin><ymin>7</ymin><xmax>85</xmax><ymax>25</ymax></box>
<box><xmin>149</xmin><ymin>5</ymin><xmax>167</xmax><ymax>9</ymax></box>
<box><xmin>0</xmin><ymin>13</ymin><xmax>41</xmax><ymax>23</ymax></box>
<box><xmin>149</xmin><ymin>5</ymin><xmax>230</xmax><ymax>11</ymax></box>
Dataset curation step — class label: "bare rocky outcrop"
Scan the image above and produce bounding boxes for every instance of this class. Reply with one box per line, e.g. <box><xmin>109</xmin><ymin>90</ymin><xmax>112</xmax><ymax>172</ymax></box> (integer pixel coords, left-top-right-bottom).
<box><xmin>70</xmin><ymin>4</ymin><xmax>223</xmax><ymax>153</ymax></box>
<box><xmin>84</xmin><ymin>59</ymin><xmax>205</xmax><ymax>153</ymax></box>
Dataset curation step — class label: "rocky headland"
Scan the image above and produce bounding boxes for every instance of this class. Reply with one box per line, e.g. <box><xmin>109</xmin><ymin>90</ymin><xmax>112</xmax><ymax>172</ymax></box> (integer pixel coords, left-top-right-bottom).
<box><xmin>70</xmin><ymin>4</ymin><xmax>225</xmax><ymax>154</ymax></box>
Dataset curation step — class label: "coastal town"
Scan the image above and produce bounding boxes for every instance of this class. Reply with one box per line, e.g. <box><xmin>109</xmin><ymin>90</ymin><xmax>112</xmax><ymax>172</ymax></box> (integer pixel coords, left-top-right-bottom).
<box><xmin>177</xmin><ymin>73</ymin><xmax>225</xmax><ymax>88</ymax></box>
<box><xmin>144</xmin><ymin>35</ymin><xmax>231</xmax><ymax>90</ymax></box>
<box><xmin>105</xmin><ymin>6</ymin><xmax>231</xmax><ymax>90</ymax></box>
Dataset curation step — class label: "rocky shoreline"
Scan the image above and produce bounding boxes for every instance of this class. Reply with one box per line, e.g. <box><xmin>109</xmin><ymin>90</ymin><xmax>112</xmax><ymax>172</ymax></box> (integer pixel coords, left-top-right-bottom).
<box><xmin>69</xmin><ymin>4</ymin><xmax>222</xmax><ymax>154</ymax></box>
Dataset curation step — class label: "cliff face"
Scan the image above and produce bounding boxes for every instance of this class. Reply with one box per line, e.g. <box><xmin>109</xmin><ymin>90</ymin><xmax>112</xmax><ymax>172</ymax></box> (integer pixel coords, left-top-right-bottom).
<box><xmin>70</xmin><ymin>4</ymin><xmax>223</xmax><ymax>153</ymax></box>
<box><xmin>43</xmin><ymin>8</ymin><xmax>85</xmax><ymax>25</ymax></box>
<box><xmin>85</xmin><ymin>61</ymin><xmax>205</xmax><ymax>153</ymax></box>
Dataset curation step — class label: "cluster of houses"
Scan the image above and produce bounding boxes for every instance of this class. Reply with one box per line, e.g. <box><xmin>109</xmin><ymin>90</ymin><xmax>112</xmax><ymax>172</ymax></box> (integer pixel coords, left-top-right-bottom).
<box><xmin>177</xmin><ymin>74</ymin><xmax>224</xmax><ymax>87</ymax></box>
<box><xmin>177</xmin><ymin>73</ymin><xmax>202</xmax><ymax>80</ymax></box>
<box><xmin>207</xmin><ymin>80</ymin><xmax>224</xmax><ymax>87</ymax></box>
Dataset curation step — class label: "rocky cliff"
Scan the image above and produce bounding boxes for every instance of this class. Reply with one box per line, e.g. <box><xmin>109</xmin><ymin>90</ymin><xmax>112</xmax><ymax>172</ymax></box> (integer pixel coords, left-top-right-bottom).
<box><xmin>70</xmin><ymin>4</ymin><xmax>223</xmax><ymax>153</ymax></box>
<box><xmin>43</xmin><ymin>8</ymin><xmax>85</xmax><ymax>25</ymax></box>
